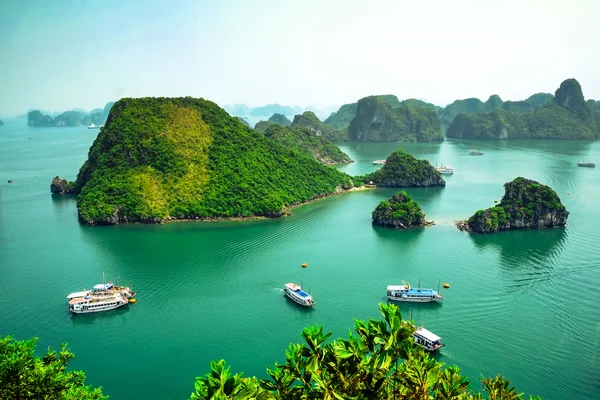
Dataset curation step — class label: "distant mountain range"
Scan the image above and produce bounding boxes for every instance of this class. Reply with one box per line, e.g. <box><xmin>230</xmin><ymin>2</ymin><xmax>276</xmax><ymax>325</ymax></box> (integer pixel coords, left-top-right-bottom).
<box><xmin>26</xmin><ymin>102</ymin><xmax>115</xmax><ymax>127</ymax></box>
<box><xmin>222</xmin><ymin>103</ymin><xmax>338</xmax><ymax>121</ymax></box>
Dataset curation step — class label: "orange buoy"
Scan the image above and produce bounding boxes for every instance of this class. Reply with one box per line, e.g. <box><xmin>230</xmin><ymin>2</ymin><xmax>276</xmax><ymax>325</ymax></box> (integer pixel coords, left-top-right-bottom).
<box><xmin>443</xmin><ymin>283</ymin><xmax>450</xmax><ymax>288</ymax></box>
<box><xmin>301</xmin><ymin>263</ymin><xmax>308</xmax><ymax>268</ymax></box>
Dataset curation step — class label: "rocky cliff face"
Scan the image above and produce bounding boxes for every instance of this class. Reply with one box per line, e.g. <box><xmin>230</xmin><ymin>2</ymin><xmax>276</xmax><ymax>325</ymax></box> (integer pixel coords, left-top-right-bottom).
<box><xmin>447</xmin><ymin>79</ymin><xmax>597</xmax><ymax>140</ymax></box>
<box><xmin>348</xmin><ymin>96</ymin><xmax>443</xmax><ymax>142</ymax></box>
<box><xmin>366</xmin><ymin>150</ymin><xmax>445</xmax><ymax>187</ymax></box>
<box><xmin>292</xmin><ymin>111</ymin><xmax>347</xmax><ymax>142</ymax></box>
<box><xmin>372</xmin><ymin>191</ymin><xmax>427</xmax><ymax>228</ymax></box>
<box><xmin>464</xmin><ymin>177</ymin><xmax>568</xmax><ymax>233</ymax></box>
<box><xmin>50</xmin><ymin>176</ymin><xmax>75</xmax><ymax>194</ymax></box>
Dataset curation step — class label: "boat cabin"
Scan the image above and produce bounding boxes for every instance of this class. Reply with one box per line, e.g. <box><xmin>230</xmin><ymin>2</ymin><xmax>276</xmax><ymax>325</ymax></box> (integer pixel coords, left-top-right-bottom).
<box><xmin>413</xmin><ymin>327</ymin><xmax>444</xmax><ymax>351</ymax></box>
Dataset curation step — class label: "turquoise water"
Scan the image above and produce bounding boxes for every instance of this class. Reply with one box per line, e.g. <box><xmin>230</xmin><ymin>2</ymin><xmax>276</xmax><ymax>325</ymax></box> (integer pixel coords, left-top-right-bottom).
<box><xmin>1</xmin><ymin>117</ymin><xmax>599</xmax><ymax>399</ymax></box>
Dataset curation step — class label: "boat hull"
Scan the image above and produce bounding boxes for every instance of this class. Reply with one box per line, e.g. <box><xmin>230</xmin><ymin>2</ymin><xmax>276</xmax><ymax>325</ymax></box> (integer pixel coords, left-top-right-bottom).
<box><xmin>284</xmin><ymin>288</ymin><xmax>314</xmax><ymax>307</ymax></box>
<box><xmin>70</xmin><ymin>302</ymin><xmax>127</xmax><ymax>314</ymax></box>
<box><xmin>388</xmin><ymin>296</ymin><xmax>439</xmax><ymax>303</ymax></box>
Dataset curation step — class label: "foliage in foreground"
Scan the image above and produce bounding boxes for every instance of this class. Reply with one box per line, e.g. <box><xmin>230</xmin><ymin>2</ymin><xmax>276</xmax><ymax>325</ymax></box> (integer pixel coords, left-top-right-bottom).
<box><xmin>190</xmin><ymin>303</ymin><xmax>541</xmax><ymax>399</ymax></box>
<box><xmin>0</xmin><ymin>336</ymin><xmax>107</xmax><ymax>400</ymax></box>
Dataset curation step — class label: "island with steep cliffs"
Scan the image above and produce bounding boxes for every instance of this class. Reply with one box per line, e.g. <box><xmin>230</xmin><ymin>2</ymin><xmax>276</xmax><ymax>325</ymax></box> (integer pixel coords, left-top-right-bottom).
<box><xmin>292</xmin><ymin>111</ymin><xmax>347</xmax><ymax>142</ymax></box>
<box><xmin>458</xmin><ymin>177</ymin><xmax>569</xmax><ymax>233</ymax></box>
<box><xmin>359</xmin><ymin>150</ymin><xmax>445</xmax><ymax>188</ymax></box>
<box><xmin>372</xmin><ymin>191</ymin><xmax>430</xmax><ymax>228</ymax></box>
<box><xmin>65</xmin><ymin>97</ymin><xmax>356</xmax><ymax>225</ymax></box>
<box><xmin>348</xmin><ymin>96</ymin><xmax>444</xmax><ymax>142</ymax></box>
<box><xmin>447</xmin><ymin>79</ymin><xmax>598</xmax><ymax>140</ymax></box>
<box><xmin>263</xmin><ymin>124</ymin><xmax>352</xmax><ymax>165</ymax></box>
<box><xmin>50</xmin><ymin>176</ymin><xmax>75</xmax><ymax>194</ymax></box>
<box><xmin>269</xmin><ymin>113</ymin><xmax>292</xmax><ymax>126</ymax></box>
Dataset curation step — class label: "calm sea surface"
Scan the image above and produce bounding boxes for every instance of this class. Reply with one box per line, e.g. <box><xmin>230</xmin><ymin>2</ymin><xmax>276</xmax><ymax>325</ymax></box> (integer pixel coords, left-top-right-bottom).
<box><xmin>1</xmin><ymin>117</ymin><xmax>599</xmax><ymax>399</ymax></box>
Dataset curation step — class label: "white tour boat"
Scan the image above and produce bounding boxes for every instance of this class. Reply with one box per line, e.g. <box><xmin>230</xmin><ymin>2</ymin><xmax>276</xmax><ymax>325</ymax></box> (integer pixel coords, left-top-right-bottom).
<box><xmin>469</xmin><ymin>149</ymin><xmax>484</xmax><ymax>155</ymax></box>
<box><xmin>372</xmin><ymin>159</ymin><xmax>386</xmax><ymax>165</ymax></box>
<box><xmin>436</xmin><ymin>164</ymin><xmax>454</xmax><ymax>175</ymax></box>
<box><xmin>87</xmin><ymin>123</ymin><xmax>99</xmax><ymax>129</ymax></box>
<box><xmin>577</xmin><ymin>161</ymin><xmax>595</xmax><ymax>167</ymax></box>
<box><xmin>68</xmin><ymin>293</ymin><xmax>128</xmax><ymax>314</ymax></box>
<box><xmin>413</xmin><ymin>326</ymin><xmax>444</xmax><ymax>351</ymax></box>
<box><xmin>387</xmin><ymin>280</ymin><xmax>443</xmax><ymax>303</ymax></box>
<box><xmin>283</xmin><ymin>282</ymin><xmax>315</xmax><ymax>307</ymax></box>
<box><xmin>67</xmin><ymin>281</ymin><xmax>136</xmax><ymax>302</ymax></box>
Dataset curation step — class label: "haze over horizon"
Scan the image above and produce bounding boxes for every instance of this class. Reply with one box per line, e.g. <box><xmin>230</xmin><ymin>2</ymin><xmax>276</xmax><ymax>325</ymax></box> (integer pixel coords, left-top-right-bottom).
<box><xmin>1</xmin><ymin>0</ymin><xmax>599</xmax><ymax>117</ymax></box>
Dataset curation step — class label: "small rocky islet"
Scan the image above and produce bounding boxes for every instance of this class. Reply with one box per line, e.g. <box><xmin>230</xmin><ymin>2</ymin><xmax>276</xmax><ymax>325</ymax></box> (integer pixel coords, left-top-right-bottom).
<box><xmin>372</xmin><ymin>191</ymin><xmax>432</xmax><ymax>228</ymax></box>
<box><xmin>457</xmin><ymin>177</ymin><xmax>569</xmax><ymax>233</ymax></box>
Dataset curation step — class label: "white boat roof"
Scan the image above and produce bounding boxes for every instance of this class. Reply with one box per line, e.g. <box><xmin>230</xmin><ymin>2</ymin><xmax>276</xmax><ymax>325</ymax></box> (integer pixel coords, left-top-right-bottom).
<box><xmin>414</xmin><ymin>327</ymin><xmax>441</xmax><ymax>342</ymax></box>
<box><xmin>285</xmin><ymin>283</ymin><xmax>301</xmax><ymax>290</ymax></box>
<box><xmin>67</xmin><ymin>290</ymin><xmax>89</xmax><ymax>299</ymax></box>
<box><xmin>93</xmin><ymin>283</ymin><xmax>113</xmax><ymax>290</ymax></box>
<box><xmin>388</xmin><ymin>285</ymin><xmax>409</xmax><ymax>290</ymax></box>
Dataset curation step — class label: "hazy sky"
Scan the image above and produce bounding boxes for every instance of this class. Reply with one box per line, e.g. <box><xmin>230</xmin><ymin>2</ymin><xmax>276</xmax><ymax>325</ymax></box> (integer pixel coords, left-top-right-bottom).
<box><xmin>1</xmin><ymin>0</ymin><xmax>599</xmax><ymax>115</ymax></box>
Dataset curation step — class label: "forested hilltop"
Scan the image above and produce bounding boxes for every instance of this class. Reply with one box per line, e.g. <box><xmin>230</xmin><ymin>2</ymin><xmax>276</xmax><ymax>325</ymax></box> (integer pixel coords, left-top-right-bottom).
<box><xmin>263</xmin><ymin>124</ymin><xmax>352</xmax><ymax>165</ymax></box>
<box><xmin>349</xmin><ymin>96</ymin><xmax>444</xmax><ymax>142</ymax></box>
<box><xmin>291</xmin><ymin>111</ymin><xmax>347</xmax><ymax>142</ymax></box>
<box><xmin>70</xmin><ymin>97</ymin><xmax>355</xmax><ymax>225</ymax></box>
<box><xmin>446</xmin><ymin>79</ymin><xmax>598</xmax><ymax>140</ymax></box>
<box><xmin>27</xmin><ymin>102</ymin><xmax>115</xmax><ymax>127</ymax></box>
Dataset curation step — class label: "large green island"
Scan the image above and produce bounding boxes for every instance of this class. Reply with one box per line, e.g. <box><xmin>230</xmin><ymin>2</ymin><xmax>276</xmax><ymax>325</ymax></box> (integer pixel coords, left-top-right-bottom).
<box><xmin>61</xmin><ymin>97</ymin><xmax>358</xmax><ymax>225</ymax></box>
<box><xmin>458</xmin><ymin>177</ymin><xmax>569</xmax><ymax>233</ymax></box>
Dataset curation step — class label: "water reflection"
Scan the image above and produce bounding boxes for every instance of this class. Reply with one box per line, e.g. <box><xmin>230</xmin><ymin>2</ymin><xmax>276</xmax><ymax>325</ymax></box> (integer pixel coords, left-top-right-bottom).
<box><xmin>468</xmin><ymin>227</ymin><xmax>567</xmax><ymax>289</ymax></box>
<box><xmin>51</xmin><ymin>193</ymin><xmax>77</xmax><ymax>210</ymax></box>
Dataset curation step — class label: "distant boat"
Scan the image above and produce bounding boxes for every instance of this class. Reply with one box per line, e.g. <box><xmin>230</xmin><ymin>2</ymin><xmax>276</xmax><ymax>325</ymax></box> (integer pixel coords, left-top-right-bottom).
<box><xmin>372</xmin><ymin>159</ymin><xmax>386</xmax><ymax>165</ymax></box>
<box><xmin>436</xmin><ymin>164</ymin><xmax>454</xmax><ymax>175</ymax></box>
<box><xmin>469</xmin><ymin>149</ymin><xmax>484</xmax><ymax>155</ymax></box>
<box><xmin>413</xmin><ymin>326</ymin><xmax>444</xmax><ymax>351</ymax></box>
<box><xmin>387</xmin><ymin>279</ymin><xmax>443</xmax><ymax>303</ymax></box>
<box><xmin>283</xmin><ymin>282</ymin><xmax>314</xmax><ymax>307</ymax></box>
<box><xmin>577</xmin><ymin>161</ymin><xmax>595</xmax><ymax>167</ymax></box>
<box><xmin>87</xmin><ymin>123</ymin><xmax>99</xmax><ymax>129</ymax></box>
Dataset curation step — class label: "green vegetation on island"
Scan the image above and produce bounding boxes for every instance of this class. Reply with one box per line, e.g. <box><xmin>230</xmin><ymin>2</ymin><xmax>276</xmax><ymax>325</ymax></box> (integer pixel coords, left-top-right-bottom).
<box><xmin>372</xmin><ymin>191</ymin><xmax>427</xmax><ymax>228</ymax></box>
<box><xmin>586</xmin><ymin>99</ymin><xmax>600</xmax><ymax>133</ymax></box>
<box><xmin>263</xmin><ymin>124</ymin><xmax>352</xmax><ymax>165</ymax></box>
<box><xmin>348</xmin><ymin>96</ymin><xmax>444</xmax><ymax>142</ymax></box>
<box><xmin>27</xmin><ymin>102</ymin><xmax>115</xmax><ymax>127</ymax></box>
<box><xmin>268</xmin><ymin>113</ymin><xmax>292</xmax><ymax>126</ymax></box>
<box><xmin>235</xmin><ymin>116</ymin><xmax>250</xmax><ymax>127</ymax></box>
<box><xmin>72</xmin><ymin>97</ymin><xmax>354</xmax><ymax>225</ymax></box>
<box><xmin>324</xmin><ymin>95</ymin><xmax>404</xmax><ymax>130</ymax></box>
<box><xmin>460</xmin><ymin>177</ymin><xmax>569</xmax><ymax>233</ymax></box>
<box><xmin>253</xmin><ymin>120</ymin><xmax>275</xmax><ymax>134</ymax></box>
<box><xmin>0</xmin><ymin>336</ymin><xmax>107</xmax><ymax>400</ymax></box>
<box><xmin>438</xmin><ymin>93</ymin><xmax>554</xmax><ymax>131</ymax></box>
<box><xmin>292</xmin><ymin>111</ymin><xmax>347</xmax><ymax>142</ymax></box>
<box><xmin>447</xmin><ymin>79</ymin><xmax>598</xmax><ymax>140</ymax></box>
<box><xmin>190</xmin><ymin>304</ymin><xmax>538</xmax><ymax>399</ymax></box>
<box><xmin>357</xmin><ymin>150</ymin><xmax>445</xmax><ymax>187</ymax></box>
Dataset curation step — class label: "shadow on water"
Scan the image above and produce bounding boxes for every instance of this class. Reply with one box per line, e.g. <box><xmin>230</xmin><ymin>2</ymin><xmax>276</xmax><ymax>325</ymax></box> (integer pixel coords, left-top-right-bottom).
<box><xmin>468</xmin><ymin>227</ymin><xmax>568</xmax><ymax>289</ymax></box>
<box><xmin>371</xmin><ymin>223</ymin><xmax>426</xmax><ymax>249</ymax></box>
<box><xmin>51</xmin><ymin>193</ymin><xmax>77</xmax><ymax>209</ymax></box>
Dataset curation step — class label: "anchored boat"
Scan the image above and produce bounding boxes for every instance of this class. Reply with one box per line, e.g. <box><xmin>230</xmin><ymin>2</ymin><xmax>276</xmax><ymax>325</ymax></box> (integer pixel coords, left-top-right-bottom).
<box><xmin>577</xmin><ymin>161</ymin><xmax>595</xmax><ymax>167</ymax></box>
<box><xmin>387</xmin><ymin>279</ymin><xmax>443</xmax><ymax>303</ymax></box>
<box><xmin>469</xmin><ymin>149</ymin><xmax>484</xmax><ymax>155</ymax></box>
<box><xmin>67</xmin><ymin>281</ymin><xmax>136</xmax><ymax>303</ymax></box>
<box><xmin>413</xmin><ymin>326</ymin><xmax>444</xmax><ymax>351</ymax></box>
<box><xmin>283</xmin><ymin>282</ymin><xmax>314</xmax><ymax>307</ymax></box>
<box><xmin>436</xmin><ymin>164</ymin><xmax>454</xmax><ymax>175</ymax></box>
<box><xmin>68</xmin><ymin>293</ymin><xmax>128</xmax><ymax>314</ymax></box>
